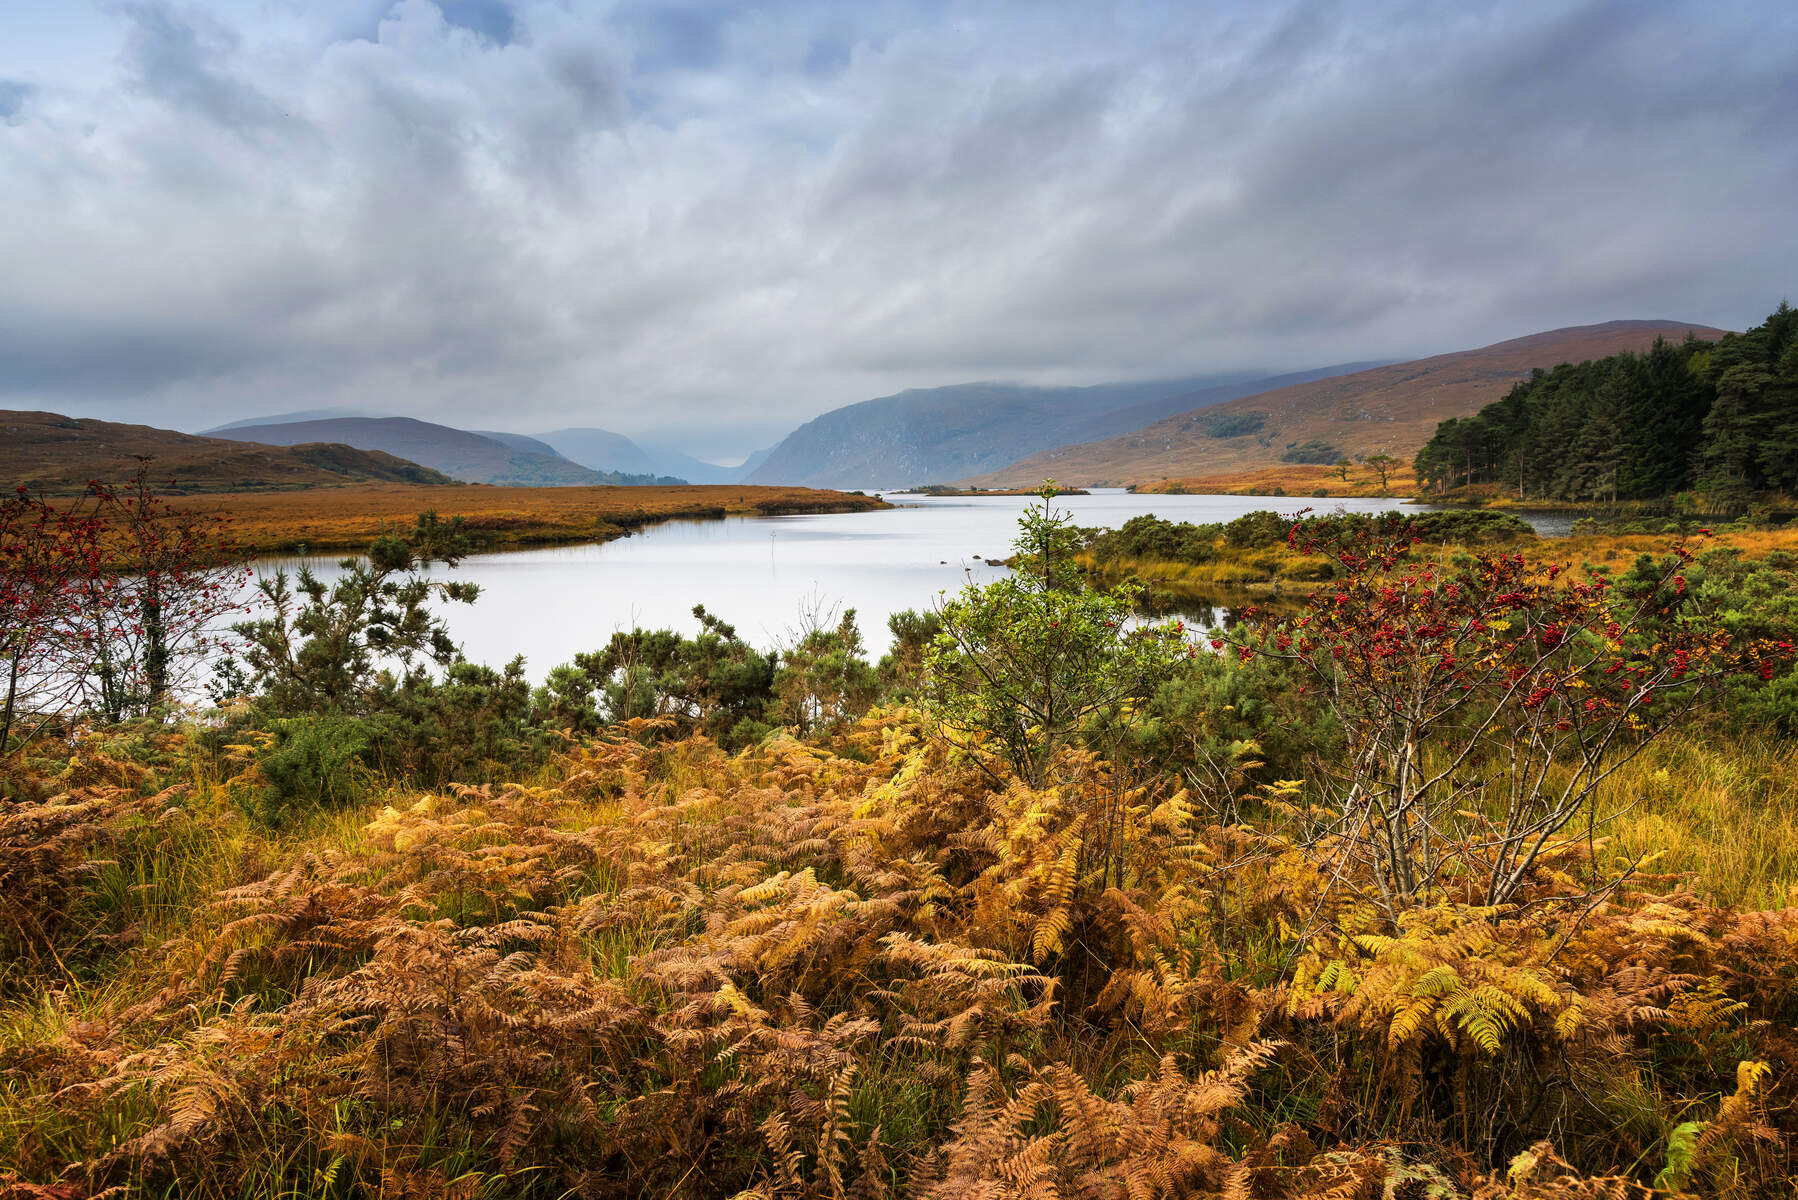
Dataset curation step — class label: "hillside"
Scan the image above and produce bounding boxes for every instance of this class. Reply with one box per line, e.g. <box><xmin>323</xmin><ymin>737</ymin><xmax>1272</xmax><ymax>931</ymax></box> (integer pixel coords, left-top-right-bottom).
<box><xmin>964</xmin><ymin>321</ymin><xmax>1728</xmax><ymax>489</ymax></box>
<box><xmin>0</xmin><ymin>410</ymin><xmax>453</xmax><ymax>493</ymax></box>
<box><xmin>470</xmin><ymin>430</ymin><xmax>578</xmax><ymax>462</ymax></box>
<box><xmin>535</xmin><ymin>427</ymin><xmax>658</xmax><ymax>476</ymax></box>
<box><xmin>537</xmin><ymin>428</ymin><xmax>751</xmax><ymax>484</ymax></box>
<box><xmin>741</xmin><ymin>368</ymin><xmax>1386</xmax><ymax>490</ymax></box>
<box><xmin>211</xmin><ymin>417</ymin><xmax>678</xmax><ymax>487</ymax></box>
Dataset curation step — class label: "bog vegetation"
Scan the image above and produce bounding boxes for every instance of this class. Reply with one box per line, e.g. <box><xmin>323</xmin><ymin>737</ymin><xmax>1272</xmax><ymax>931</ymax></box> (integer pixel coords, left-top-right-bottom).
<box><xmin>5</xmin><ymin>481</ymin><xmax>1798</xmax><ymax>1198</ymax></box>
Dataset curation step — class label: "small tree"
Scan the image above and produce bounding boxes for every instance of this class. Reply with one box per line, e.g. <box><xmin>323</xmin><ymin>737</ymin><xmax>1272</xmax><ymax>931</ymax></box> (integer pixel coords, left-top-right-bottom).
<box><xmin>1330</xmin><ymin>458</ymin><xmax>1353</xmax><ymax>483</ymax></box>
<box><xmin>72</xmin><ymin>463</ymin><xmax>251</xmax><ymax>720</ymax></box>
<box><xmin>1236</xmin><ymin>521</ymin><xmax>1787</xmax><ymax>916</ymax></box>
<box><xmin>926</xmin><ymin>483</ymin><xmax>1189</xmax><ymax>786</ymax></box>
<box><xmin>775</xmin><ymin>603</ymin><xmax>879</xmax><ymax>737</ymax></box>
<box><xmin>1</xmin><ymin>489</ymin><xmax>104</xmax><ymax>754</ymax></box>
<box><xmin>221</xmin><ymin>513</ymin><xmax>477</xmax><ymax>713</ymax></box>
<box><xmin>1363</xmin><ymin>453</ymin><xmax>1398</xmax><ymax>491</ymax></box>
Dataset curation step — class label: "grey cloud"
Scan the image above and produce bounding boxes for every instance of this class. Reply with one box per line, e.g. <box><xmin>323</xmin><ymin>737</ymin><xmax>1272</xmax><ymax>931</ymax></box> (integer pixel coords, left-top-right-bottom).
<box><xmin>0</xmin><ymin>79</ymin><xmax>28</xmax><ymax>121</ymax></box>
<box><xmin>0</xmin><ymin>0</ymin><xmax>1792</xmax><ymax>458</ymax></box>
<box><xmin>119</xmin><ymin>3</ymin><xmax>291</xmax><ymax>136</ymax></box>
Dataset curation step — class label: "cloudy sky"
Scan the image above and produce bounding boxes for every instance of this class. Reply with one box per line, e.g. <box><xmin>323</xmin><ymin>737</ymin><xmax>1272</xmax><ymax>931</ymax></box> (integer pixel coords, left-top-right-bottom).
<box><xmin>3</xmin><ymin>0</ymin><xmax>1794</xmax><ymax>461</ymax></box>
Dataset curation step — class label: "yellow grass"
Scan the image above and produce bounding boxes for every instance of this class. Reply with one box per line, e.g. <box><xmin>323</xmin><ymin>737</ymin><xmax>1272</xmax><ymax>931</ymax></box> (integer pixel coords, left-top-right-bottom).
<box><xmin>1133</xmin><ymin>462</ymin><xmax>1420</xmax><ymax>498</ymax></box>
<box><xmin>160</xmin><ymin>482</ymin><xmax>889</xmax><ymax>553</ymax></box>
<box><xmin>1603</xmin><ymin>735</ymin><xmax>1798</xmax><ymax>909</ymax></box>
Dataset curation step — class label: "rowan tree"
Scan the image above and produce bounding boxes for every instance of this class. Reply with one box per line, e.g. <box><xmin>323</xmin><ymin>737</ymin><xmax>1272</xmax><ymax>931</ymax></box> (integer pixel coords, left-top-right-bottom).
<box><xmin>70</xmin><ymin>463</ymin><xmax>250</xmax><ymax>720</ymax></box>
<box><xmin>1</xmin><ymin>489</ymin><xmax>102</xmax><ymax>753</ymax></box>
<box><xmin>1231</xmin><ymin>518</ymin><xmax>1790</xmax><ymax>915</ymax></box>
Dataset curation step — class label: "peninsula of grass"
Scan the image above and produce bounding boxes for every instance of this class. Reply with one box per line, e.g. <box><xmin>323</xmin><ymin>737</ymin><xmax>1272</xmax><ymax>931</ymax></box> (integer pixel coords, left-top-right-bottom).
<box><xmin>899</xmin><ymin>484</ymin><xmax>1092</xmax><ymax>497</ymax></box>
<box><xmin>161</xmin><ymin>482</ymin><xmax>890</xmax><ymax>555</ymax></box>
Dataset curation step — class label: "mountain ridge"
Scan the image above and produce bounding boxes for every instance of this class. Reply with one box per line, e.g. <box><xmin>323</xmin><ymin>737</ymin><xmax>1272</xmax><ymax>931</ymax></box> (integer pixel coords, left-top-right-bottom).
<box><xmin>740</xmin><ymin>370</ymin><xmax>1376</xmax><ymax>490</ymax></box>
<box><xmin>962</xmin><ymin>320</ymin><xmax>1730</xmax><ymax>488</ymax></box>
<box><xmin>211</xmin><ymin>416</ymin><xmax>681</xmax><ymax>487</ymax></box>
<box><xmin>2</xmin><ymin>410</ymin><xmax>454</xmax><ymax>493</ymax></box>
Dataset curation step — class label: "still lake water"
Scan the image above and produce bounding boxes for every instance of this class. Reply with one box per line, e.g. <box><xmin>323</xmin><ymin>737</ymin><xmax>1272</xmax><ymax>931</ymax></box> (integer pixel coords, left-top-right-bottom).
<box><xmin>259</xmin><ymin>490</ymin><xmax>1567</xmax><ymax>678</ymax></box>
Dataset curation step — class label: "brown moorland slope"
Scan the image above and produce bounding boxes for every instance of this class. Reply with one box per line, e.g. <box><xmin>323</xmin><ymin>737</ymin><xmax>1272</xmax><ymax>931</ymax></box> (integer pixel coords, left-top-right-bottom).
<box><xmin>212</xmin><ymin>416</ymin><xmax>654</xmax><ymax>486</ymax></box>
<box><xmin>159</xmin><ymin>482</ymin><xmax>890</xmax><ymax>554</ymax></box>
<box><xmin>964</xmin><ymin>320</ymin><xmax>1727</xmax><ymax>489</ymax></box>
<box><xmin>2</xmin><ymin>410</ymin><xmax>453</xmax><ymax>493</ymax></box>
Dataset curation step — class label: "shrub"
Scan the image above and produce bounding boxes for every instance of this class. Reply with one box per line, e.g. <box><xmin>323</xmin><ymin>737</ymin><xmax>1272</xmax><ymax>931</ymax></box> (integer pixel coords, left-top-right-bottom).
<box><xmin>570</xmin><ymin>605</ymin><xmax>778</xmax><ymax>747</ymax></box>
<box><xmin>1280</xmin><ymin>439</ymin><xmax>1341</xmax><ymax>464</ymax></box>
<box><xmin>251</xmin><ymin>713</ymin><xmax>372</xmax><ymax>827</ymax></box>
<box><xmin>926</xmin><ymin>486</ymin><xmax>1190</xmax><ymax>785</ymax></box>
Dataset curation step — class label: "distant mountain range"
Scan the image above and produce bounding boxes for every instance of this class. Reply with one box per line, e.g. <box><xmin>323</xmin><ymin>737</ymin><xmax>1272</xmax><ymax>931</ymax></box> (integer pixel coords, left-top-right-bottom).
<box><xmin>27</xmin><ymin>317</ymin><xmax>1732</xmax><ymax>498</ymax></box>
<box><xmin>961</xmin><ymin>321</ymin><xmax>1730</xmax><ymax>488</ymax></box>
<box><xmin>535</xmin><ymin>428</ymin><xmax>764</xmax><ymax>485</ymax></box>
<box><xmin>739</xmin><ymin>368</ymin><xmax>1380</xmax><ymax>489</ymax></box>
<box><xmin>206</xmin><ymin>417</ymin><xmax>684</xmax><ymax>487</ymax></box>
<box><xmin>2</xmin><ymin>410</ymin><xmax>454</xmax><ymax>492</ymax></box>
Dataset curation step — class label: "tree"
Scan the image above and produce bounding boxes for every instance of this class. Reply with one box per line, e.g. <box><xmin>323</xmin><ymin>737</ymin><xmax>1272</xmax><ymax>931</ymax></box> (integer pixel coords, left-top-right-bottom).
<box><xmin>1330</xmin><ymin>459</ymin><xmax>1353</xmax><ymax>483</ymax></box>
<box><xmin>925</xmin><ymin>483</ymin><xmax>1189</xmax><ymax>786</ymax></box>
<box><xmin>4</xmin><ymin>469</ymin><xmax>250</xmax><ymax>748</ymax></box>
<box><xmin>71</xmin><ymin>463</ymin><xmax>251</xmax><ymax>720</ymax></box>
<box><xmin>1</xmin><ymin>490</ymin><xmax>102</xmax><ymax>754</ymax></box>
<box><xmin>1236</xmin><ymin>522</ymin><xmax>1787</xmax><ymax>916</ymax></box>
<box><xmin>1363</xmin><ymin>453</ymin><xmax>1398</xmax><ymax>491</ymax></box>
<box><xmin>774</xmin><ymin>604</ymin><xmax>879</xmax><ymax>737</ymax></box>
<box><xmin>220</xmin><ymin>513</ymin><xmax>478</xmax><ymax>713</ymax></box>
<box><xmin>1697</xmin><ymin>364</ymin><xmax>1766</xmax><ymax>508</ymax></box>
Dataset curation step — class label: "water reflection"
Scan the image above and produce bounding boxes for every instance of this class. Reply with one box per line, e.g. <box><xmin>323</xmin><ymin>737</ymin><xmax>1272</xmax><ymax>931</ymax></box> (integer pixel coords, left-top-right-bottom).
<box><xmin>251</xmin><ymin>489</ymin><xmax>1528</xmax><ymax>679</ymax></box>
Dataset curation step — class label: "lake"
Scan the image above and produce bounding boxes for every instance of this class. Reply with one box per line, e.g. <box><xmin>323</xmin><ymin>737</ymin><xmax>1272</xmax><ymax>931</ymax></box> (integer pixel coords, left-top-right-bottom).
<box><xmin>258</xmin><ymin>490</ymin><xmax>1563</xmax><ymax>677</ymax></box>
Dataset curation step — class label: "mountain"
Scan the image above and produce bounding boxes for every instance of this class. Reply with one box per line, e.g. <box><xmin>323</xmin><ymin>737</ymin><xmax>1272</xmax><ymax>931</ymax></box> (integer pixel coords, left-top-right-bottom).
<box><xmin>210</xmin><ymin>417</ymin><xmax>679</xmax><ymax>486</ymax></box>
<box><xmin>536</xmin><ymin>428</ymin><xmax>746</xmax><ymax>483</ymax></box>
<box><xmin>962</xmin><ymin>321</ymin><xmax>1730</xmax><ymax>489</ymax></box>
<box><xmin>635</xmin><ymin>442</ymin><xmax>746</xmax><ymax>485</ymax></box>
<box><xmin>471</xmin><ymin>430</ymin><xmax>578</xmax><ymax>461</ymax></box>
<box><xmin>2</xmin><ymin>410</ymin><xmax>453</xmax><ymax>493</ymax></box>
<box><xmin>208</xmin><ymin>406</ymin><xmax>371</xmax><ymax>431</ymax></box>
<box><xmin>535</xmin><ymin>428</ymin><xmax>661</xmax><ymax>476</ymax></box>
<box><xmin>739</xmin><ymin>371</ymin><xmax>1333</xmax><ymax>490</ymax></box>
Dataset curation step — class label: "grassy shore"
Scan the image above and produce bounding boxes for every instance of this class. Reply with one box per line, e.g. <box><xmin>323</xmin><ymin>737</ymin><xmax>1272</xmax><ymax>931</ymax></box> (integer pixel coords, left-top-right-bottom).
<box><xmin>160</xmin><ymin>482</ymin><xmax>889</xmax><ymax>554</ymax></box>
<box><xmin>1131</xmin><ymin>463</ymin><xmax>1420</xmax><ymax>499</ymax></box>
<box><xmin>897</xmin><ymin>485</ymin><xmax>1092</xmax><ymax>497</ymax></box>
<box><xmin>1082</xmin><ymin>511</ymin><xmax>1798</xmax><ymax>603</ymax></box>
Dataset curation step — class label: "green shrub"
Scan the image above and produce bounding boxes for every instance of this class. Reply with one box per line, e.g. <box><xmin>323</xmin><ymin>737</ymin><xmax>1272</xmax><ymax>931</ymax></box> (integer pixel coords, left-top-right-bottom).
<box><xmin>1279</xmin><ymin>440</ymin><xmax>1340</xmax><ymax>465</ymax></box>
<box><xmin>252</xmin><ymin>714</ymin><xmax>373</xmax><ymax>827</ymax></box>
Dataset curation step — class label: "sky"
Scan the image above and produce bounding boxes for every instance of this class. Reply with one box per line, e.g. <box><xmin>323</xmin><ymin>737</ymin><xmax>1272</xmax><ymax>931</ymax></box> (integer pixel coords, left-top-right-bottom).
<box><xmin>1</xmin><ymin>0</ymin><xmax>1794</xmax><ymax>462</ymax></box>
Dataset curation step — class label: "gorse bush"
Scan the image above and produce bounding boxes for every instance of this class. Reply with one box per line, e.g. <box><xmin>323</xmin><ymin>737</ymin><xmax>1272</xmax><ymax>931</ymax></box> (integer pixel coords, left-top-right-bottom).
<box><xmin>926</xmin><ymin>485</ymin><xmax>1191</xmax><ymax>785</ymax></box>
<box><xmin>249</xmin><ymin>713</ymin><xmax>372</xmax><ymax>826</ymax></box>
